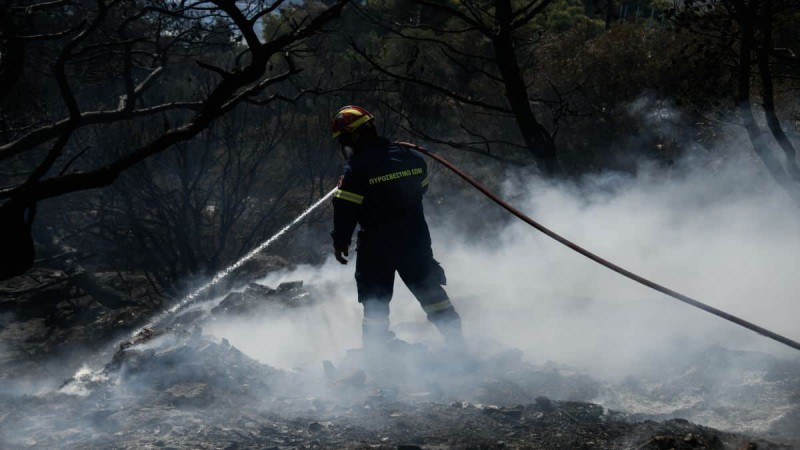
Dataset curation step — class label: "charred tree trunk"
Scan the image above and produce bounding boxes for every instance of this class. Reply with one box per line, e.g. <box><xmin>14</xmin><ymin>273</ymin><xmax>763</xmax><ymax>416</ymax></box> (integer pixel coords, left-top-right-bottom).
<box><xmin>0</xmin><ymin>202</ymin><xmax>34</xmax><ymax>279</ymax></box>
<box><xmin>734</xmin><ymin>0</ymin><xmax>800</xmax><ymax>204</ymax></box>
<box><xmin>755</xmin><ymin>0</ymin><xmax>800</xmax><ymax>183</ymax></box>
<box><xmin>0</xmin><ymin>0</ymin><xmax>349</xmax><ymax>281</ymax></box>
<box><xmin>494</xmin><ymin>0</ymin><xmax>560</xmax><ymax>175</ymax></box>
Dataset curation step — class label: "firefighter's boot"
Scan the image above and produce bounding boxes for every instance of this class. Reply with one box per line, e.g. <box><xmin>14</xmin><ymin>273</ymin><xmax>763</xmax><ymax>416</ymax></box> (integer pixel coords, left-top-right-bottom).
<box><xmin>427</xmin><ymin>305</ymin><xmax>465</xmax><ymax>351</ymax></box>
<box><xmin>361</xmin><ymin>299</ymin><xmax>395</xmax><ymax>350</ymax></box>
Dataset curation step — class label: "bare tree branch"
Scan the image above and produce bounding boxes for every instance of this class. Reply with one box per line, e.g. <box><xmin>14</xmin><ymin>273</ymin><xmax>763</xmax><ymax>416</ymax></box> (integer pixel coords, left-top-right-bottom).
<box><xmin>196</xmin><ymin>60</ymin><xmax>234</xmax><ymax>78</ymax></box>
<box><xmin>352</xmin><ymin>4</ymin><xmax>497</xmax><ymax>64</ymax></box>
<box><xmin>58</xmin><ymin>146</ymin><xmax>91</xmax><ymax>176</ymax></box>
<box><xmin>0</xmin><ymin>102</ymin><xmax>203</xmax><ymax>163</ymax></box>
<box><xmin>409</xmin><ymin>0</ymin><xmax>492</xmax><ymax>37</ymax></box>
<box><xmin>249</xmin><ymin>0</ymin><xmax>288</xmax><ymax>25</ymax></box>
<box><xmin>2</xmin><ymin>0</ymin><xmax>350</xmax><ymax>204</ymax></box>
<box><xmin>382</xmin><ymin>101</ymin><xmax>529</xmax><ymax>166</ymax></box>
<box><xmin>511</xmin><ymin>0</ymin><xmax>554</xmax><ymax>30</ymax></box>
<box><xmin>12</xmin><ymin>0</ymin><xmax>74</xmax><ymax>12</ymax></box>
<box><xmin>352</xmin><ymin>42</ymin><xmax>509</xmax><ymax>113</ymax></box>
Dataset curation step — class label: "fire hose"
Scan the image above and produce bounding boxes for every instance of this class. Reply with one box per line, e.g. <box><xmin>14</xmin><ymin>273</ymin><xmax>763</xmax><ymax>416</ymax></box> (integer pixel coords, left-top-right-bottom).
<box><xmin>397</xmin><ymin>141</ymin><xmax>800</xmax><ymax>352</ymax></box>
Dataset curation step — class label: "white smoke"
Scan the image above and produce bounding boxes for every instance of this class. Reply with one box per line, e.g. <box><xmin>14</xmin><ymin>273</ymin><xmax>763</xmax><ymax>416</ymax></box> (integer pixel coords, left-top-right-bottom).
<box><xmin>193</xmin><ymin>134</ymin><xmax>800</xmax><ymax>441</ymax></box>
<box><xmin>443</xmin><ymin>156</ymin><xmax>800</xmax><ymax>379</ymax></box>
<box><xmin>4</xmin><ymin>102</ymin><xmax>800</xmax><ymax>446</ymax></box>
<box><xmin>205</xmin><ymin>268</ymin><xmax>363</xmax><ymax>371</ymax></box>
<box><xmin>207</xmin><ymin>129</ymin><xmax>800</xmax><ymax>382</ymax></box>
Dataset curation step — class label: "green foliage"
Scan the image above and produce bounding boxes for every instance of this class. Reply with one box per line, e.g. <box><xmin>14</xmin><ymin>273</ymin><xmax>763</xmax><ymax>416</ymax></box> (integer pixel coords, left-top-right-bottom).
<box><xmin>527</xmin><ymin>21</ymin><xmax>737</xmax><ymax>171</ymax></box>
<box><xmin>532</xmin><ymin>0</ymin><xmax>604</xmax><ymax>33</ymax></box>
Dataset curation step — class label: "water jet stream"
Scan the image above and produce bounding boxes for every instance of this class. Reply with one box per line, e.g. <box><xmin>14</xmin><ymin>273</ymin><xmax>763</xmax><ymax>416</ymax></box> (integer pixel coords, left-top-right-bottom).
<box><xmin>137</xmin><ymin>187</ymin><xmax>337</xmax><ymax>335</ymax></box>
<box><xmin>61</xmin><ymin>188</ymin><xmax>336</xmax><ymax>392</ymax></box>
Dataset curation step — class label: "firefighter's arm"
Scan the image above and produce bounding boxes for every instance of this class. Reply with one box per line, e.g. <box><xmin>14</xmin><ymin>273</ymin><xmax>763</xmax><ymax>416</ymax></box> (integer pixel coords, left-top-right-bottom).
<box><xmin>331</xmin><ymin>164</ymin><xmax>364</xmax><ymax>264</ymax></box>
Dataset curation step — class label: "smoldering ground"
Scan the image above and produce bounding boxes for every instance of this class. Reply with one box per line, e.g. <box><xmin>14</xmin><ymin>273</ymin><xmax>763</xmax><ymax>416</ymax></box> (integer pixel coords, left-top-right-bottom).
<box><xmin>2</xmin><ymin>118</ymin><xmax>800</xmax><ymax>447</ymax></box>
<box><xmin>204</xmin><ymin>129</ymin><xmax>800</xmax><ymax>438</ymax></box>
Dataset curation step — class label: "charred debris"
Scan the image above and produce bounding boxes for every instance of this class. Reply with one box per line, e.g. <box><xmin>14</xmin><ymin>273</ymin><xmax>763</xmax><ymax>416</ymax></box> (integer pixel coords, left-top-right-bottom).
<box><xmin>1</xmin><ymin>265</ymin><xmax>798</xmax><ymax>449</ymax></box>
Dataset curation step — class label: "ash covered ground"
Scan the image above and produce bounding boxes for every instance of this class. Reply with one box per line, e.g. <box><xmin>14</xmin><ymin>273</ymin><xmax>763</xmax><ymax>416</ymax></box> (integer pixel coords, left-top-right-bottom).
<box><xmin>1</xmin><ymin>264</ymin><xmax>798</xmax><ymax>449</ymax></box>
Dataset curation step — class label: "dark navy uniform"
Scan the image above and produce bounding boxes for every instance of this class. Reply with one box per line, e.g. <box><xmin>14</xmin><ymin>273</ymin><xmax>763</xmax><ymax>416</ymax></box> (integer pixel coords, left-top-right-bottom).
<box><xmin>331</xmin><ymin>138</ymin><xmax>461</xmax><ymax>343</ymax></box>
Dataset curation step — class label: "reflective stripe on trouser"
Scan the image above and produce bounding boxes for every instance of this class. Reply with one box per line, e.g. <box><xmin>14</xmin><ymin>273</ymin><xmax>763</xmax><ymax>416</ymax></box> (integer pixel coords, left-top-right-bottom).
<box><xmin>355</xmin><ymin>225</ymin><xmax>460</xmax><ymax>342</ymax></box>
<box><xmin>423</xmin><ymin>298</ymin><xmax>461</xmax><ymax>341</ymax></box>
<box><xmin>422</xmin><ymin>299</ymin><xmax>453</xmax><ymax>314</ymax></box>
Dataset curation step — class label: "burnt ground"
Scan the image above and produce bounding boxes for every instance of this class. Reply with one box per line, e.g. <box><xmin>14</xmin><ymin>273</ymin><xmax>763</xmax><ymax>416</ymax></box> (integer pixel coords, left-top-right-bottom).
<box><xmin>0</xmin><ymin>327</ymin><xmax>791</xmax><ymax>450</ymax></box>
<box><xmin>1</xmin><ymin>267</ymin><xmax>799</xmax><ymax>449</ymax></box>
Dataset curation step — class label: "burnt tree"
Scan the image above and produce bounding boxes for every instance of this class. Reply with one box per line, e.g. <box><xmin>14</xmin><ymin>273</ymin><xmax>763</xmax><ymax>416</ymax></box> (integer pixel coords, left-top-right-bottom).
<box><xmin>353</xmin><ymin>0</ymin><xmax>564</xmax><ymax>173</ymax></box>
<box><xmin>0</xmin><ymin>0</ymin><xmax>349</xmax><ymax>279</ymax></box>
<box><xmin>672</xmin><ymin>0</ymin><xmax>800</xmax><ymax>203</ymax></box>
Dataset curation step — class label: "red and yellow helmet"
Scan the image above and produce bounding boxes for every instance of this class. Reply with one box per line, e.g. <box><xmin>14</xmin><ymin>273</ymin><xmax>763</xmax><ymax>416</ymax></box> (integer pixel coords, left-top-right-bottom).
<box><xmin>331</xmin><ymin>105</ymin><xmax>374</xmax><ymax>139</ymax></box>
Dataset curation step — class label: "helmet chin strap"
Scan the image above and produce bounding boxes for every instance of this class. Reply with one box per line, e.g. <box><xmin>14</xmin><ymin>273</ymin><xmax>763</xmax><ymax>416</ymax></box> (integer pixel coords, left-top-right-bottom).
<box><xmin>338</xmin><ymin>131</ymin><xmax>360</xmax><ymax>160</ymax></box>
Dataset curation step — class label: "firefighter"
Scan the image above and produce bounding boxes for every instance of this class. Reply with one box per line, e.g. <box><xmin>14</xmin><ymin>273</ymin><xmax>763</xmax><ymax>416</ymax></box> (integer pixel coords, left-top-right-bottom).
<box><xmin>330</xmin><ymin>105</ymin><xmax>463</xmax><ymax>350</ymax></box>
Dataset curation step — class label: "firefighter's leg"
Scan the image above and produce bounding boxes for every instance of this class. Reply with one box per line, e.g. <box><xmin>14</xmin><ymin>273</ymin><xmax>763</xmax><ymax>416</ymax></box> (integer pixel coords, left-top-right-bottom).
<box><xmin>399</xmin><ymin>252</ymin><xmax>463</xmax><ymax>346</ymax></box>
<box><xmin>355</xmin><ymin>244</ymin><xmax>396</xmax><ymax>347</ymax></box>
<box><xmin>359</xmin><ymin>294</ymin><xmax>394</xmax><ymax>345</ymax></box>
<box><xmin>422</xmin><ymin>290</ymin><xmax>463</xmax><ymax>347</ymax></box>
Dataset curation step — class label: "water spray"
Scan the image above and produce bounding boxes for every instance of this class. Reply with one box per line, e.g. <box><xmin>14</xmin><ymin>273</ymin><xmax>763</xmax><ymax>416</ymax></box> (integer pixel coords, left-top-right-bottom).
<box><xmin>138</xmin><ymin>187</ymin><xmax>337</xmax><ymax>334</ymax></box>
<box><xmin>61</xmin><ymin>188</ymin><xmax>336</xmax><ymax>392</ymax></box>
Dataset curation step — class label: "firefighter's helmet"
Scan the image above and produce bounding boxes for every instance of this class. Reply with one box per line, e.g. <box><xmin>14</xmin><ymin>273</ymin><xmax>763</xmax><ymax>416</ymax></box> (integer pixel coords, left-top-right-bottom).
<box><xmin>331</xmin><ymin>105</ymin><xmax>374</xmax><ymax>139</ymax></box>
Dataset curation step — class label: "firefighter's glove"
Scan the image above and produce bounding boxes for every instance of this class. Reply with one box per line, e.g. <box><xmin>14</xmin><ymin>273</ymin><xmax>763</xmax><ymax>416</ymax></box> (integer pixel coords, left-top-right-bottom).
<box><xmin>334</xmin><ymin>247</ymin><xmax>349</xmax><ymax>265</ymax></box>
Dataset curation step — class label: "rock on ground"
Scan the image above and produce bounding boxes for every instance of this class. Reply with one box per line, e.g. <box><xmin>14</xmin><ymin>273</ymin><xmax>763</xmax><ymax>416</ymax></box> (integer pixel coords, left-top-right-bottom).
<box><xmin>0</xmin><ymin>325</ymin><xmax>793</xmax><ymax>449</ymax></box>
